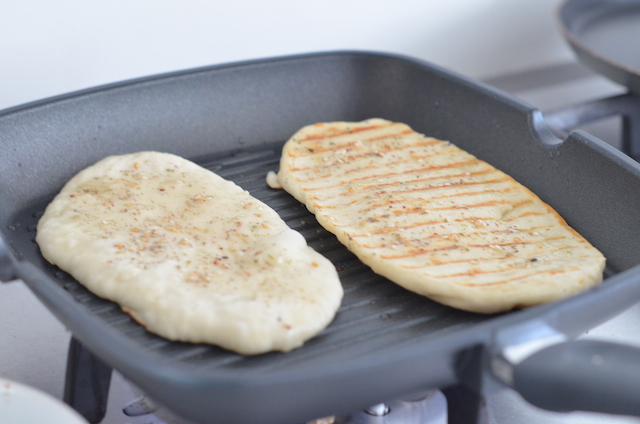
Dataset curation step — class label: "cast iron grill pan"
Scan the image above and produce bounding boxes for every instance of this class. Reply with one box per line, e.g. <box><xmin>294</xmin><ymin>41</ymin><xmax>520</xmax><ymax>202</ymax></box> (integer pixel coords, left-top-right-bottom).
<box><xmin>4</xmin><ymin>52</ymin><xmax>640</xmax><ymax>423</ymax></box>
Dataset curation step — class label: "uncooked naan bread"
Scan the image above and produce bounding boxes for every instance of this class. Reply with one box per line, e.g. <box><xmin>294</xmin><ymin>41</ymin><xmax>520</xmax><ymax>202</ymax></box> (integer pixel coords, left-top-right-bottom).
<box><xmin>277</xmin><ymin>118</ymin><xmax>605</xmax><ymax>313</ymax></box>
<box><xmin>36</xmin><ymin>152</ymin><xmax>343</xmax><ymax>354</ymax></box>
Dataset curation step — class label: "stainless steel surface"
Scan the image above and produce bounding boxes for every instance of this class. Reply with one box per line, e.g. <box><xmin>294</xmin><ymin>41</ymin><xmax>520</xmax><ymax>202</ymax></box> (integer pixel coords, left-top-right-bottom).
<box><xmin>122</xmin><ymin>395</ymin><xmax>158</xmax><ymax>417</ymax></box>
<box><xmin>364</xmin><ymin>404</ymin><xmax>391</xmax><ymax>417</ymax></box>
<box><xmin>1</xmin><ymin>61</ymin><xmax>639</xmax><ymax>423</ymax></box>
<box><xmin>486</xmin><ymin>304</ymin><xmax>640</xmax><ymax>424</ymax></box>
<box><xmin>491</xmin><ymin>321</ymin><xmax>567</xmax><ymax>385</ymax></box>
<box><xmin>344</xmin><ymin>392</ymin><xmax>447</xmax><ymax>424</ymax></box>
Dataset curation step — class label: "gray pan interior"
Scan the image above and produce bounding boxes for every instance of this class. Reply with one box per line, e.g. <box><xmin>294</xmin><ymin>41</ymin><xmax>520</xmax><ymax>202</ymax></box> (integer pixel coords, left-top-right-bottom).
<box><xmin>559</xmin><ymin>0</ymin><xmax>640</xmax><ymax>94</ymax></box>
<box><xmin>3</xmin><ymin>52</ymin><xmax>640</xmax><ymax>424</ymax></box>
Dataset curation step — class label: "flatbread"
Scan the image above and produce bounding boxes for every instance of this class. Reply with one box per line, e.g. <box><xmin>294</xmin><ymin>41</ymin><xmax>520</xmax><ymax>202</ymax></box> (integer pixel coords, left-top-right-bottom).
<box><xmin>277</xmin><ymin>118</ymin><xmax>605</xmax><ymax>313</ymax></box>
<box><xmin>36</xmin><ymin>151</ymin><xmax>343</xmax><ymax>354</ymax></box>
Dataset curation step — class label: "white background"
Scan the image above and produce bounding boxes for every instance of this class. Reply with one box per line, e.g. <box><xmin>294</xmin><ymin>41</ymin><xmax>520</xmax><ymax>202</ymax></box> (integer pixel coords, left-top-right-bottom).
<box><xmin>0</xmin><ymin>0</ymin><xmax>572</xmax><ymax>111</ymax></box>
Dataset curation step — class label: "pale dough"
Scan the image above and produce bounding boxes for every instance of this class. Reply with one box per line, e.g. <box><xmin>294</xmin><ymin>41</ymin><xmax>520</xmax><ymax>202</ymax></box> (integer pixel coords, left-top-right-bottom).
<box><xmin>37</xmin><ymin>151</ymin><xmax>343</xmax><ymax>354</ymax></box>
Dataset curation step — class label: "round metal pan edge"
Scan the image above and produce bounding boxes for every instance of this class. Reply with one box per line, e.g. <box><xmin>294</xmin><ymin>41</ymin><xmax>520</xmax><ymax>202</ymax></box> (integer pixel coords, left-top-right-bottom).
<box><xmin>559</xmin><ymin>0</ymin><xmax>640</xmax><ymax>95</ymax></box>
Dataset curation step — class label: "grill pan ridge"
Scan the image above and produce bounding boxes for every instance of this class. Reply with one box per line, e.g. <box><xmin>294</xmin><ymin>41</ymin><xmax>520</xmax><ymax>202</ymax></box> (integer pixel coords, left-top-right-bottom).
<box><xmin>3</xmin><ymin>51</ymin><xmax>640</xmax><ymax>423</ymax></box>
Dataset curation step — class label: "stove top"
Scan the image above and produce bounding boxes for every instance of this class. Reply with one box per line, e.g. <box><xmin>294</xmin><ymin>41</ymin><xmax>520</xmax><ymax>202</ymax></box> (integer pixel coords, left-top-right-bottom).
<box><xmin>2</xmin><ymin>60</ymin><xmax>640</xmax><ymax>424</ymax></box>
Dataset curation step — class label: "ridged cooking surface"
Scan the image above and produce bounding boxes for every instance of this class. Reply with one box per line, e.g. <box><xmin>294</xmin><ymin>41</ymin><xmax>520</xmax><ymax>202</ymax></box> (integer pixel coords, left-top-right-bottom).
<box><xmin>12</xmin><ymin>143</ymin><xmax>490</xmax><ymax>373</ymax></box>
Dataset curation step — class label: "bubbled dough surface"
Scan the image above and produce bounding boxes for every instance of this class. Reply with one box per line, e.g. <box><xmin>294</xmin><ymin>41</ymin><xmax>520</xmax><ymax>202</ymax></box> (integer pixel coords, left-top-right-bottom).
<box><xmin>36</xmin><ymin>152</ymin><xmax>343</xmax><ymax>354</ymax></box>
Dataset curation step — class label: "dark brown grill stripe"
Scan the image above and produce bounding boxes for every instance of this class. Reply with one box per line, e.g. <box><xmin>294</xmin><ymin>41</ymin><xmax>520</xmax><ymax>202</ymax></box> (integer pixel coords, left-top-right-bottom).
<box><xmin>312</xmin><ymin>177</ymin><xmax>512</xmax><ymax>208</ymax></box>
<box><xmin>368</xmin><ymin>128</ymin><xmax>415</xmax><ymax>141</ymax></box>
<box><xmin>358</xmin><ymin>226</ymin><xmax>553</xmax><ymax>250</ymax></box>
<box><xmin>355</xmin><ymin>166</ymin><xmax>494</xmax><ymax>192</ymax></box>
<box><xmin>288</xmin><ymin>136</ymin><xmax>439</xmax><ymax>158</ymax></box>
<box><xmin>388</xmin><ymin>176</ymin><xmax>511</xmax><ymax>196</ymax></box>
<box><xmin>378</xmin><ymin>236</ymin><xmax>568</xmax><ymax>260</ymax></box>
<box><xmin>342</xmin><ymin>147</ymin><xmax>461</xmax><ymax>174</ymax></box>
<box><xmin>296</xmin><ymin>122</ymin><xmax>392</xmax><ymax>143</ymax></box>
<box><xmin>300</xmin><ymin>158</ymin><xmax>485</xmax><ymax>192</ymax></box>
<box><xmin>380</xmin><ymin>199</ymin><xmax>512</xmax><ymax>218</ymax></box>
<box><xmin>505</xmin><ymin>211</ymin><xmax>546</xmax><ymax>221</ymax></box>
<box><xmin>399</xmin><ymin>243</ymin><xmax>570</xmax><ymax>269</ymax></box>
<box><xmin>290</xmin><ymin>138</ymin><xmax>447</xmax><ymax>175</ymax></box>
<box><xmin>341</xmin><ymin>210</ymin><xmax>556</xmax><ymax>236</ymax></box>
<box><xmin>459</xmin><ymin>267</ymin><xmax>580</xmax><ymax>287</ymax></box>
<box><xmin>425</xmin><ymin>265</ymin><xmax>560</xmax><ymax>279</ymax></box>
<box><xmin>310</xmin><ymin>184</ymin><xmax>517</xmax><ymax>212</ymax></box>
<box><xmin>352</xmin><ymin>158</ymin><xmax>480</xmax><ymax>184</ymax></box>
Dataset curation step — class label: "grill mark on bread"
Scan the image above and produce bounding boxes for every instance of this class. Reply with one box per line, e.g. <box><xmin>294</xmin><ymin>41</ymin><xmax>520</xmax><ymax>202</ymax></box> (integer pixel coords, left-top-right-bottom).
<box><xmin>358</xmin><ymin>226</ymin><xmax>552</xmax><ymax>249</ymax></box>
<box><xmin>301</xmin><ymin>164</ymin><xmax>499</xmax><ymax>193</ymax></box>
<box><xmin>307</xmin><ymin>170</ymin><xmax>504</xmax><ymax>205</ymax></box>
<box><xmin>288</xmin><ymin>137</ymin><xmax>439</xmax><ymax>158</ymax></box>
<box><xmin>291</xmin><ymin>145</ymin><xmax>465</xmax><ymax>178</ymax></box>
<box><xmin>340</xmin><ymin>211</ymin><xmax>551</xmax><ymax>234</ymax></box>
<box><xmin>329</xmin><ymin>198</ymin><xmax>535</xmax><ymax>229</ymax></box>
<box><xmin>367</xmin><ymin>128</ymin><xmax>415</xmax><ymax>141</ymax></box>
<box><xmin>505</xmin><ymin>211</ymin><xmax>546</xmax><ymax>221</ymax></box>
<box><xmin>338</xmin><ymin>209</ymin><xmax>552</xmax><ymax>234</ymax></box>
<box><xmin>357</xmin><ymin>164</ymin><xmax>492</xmax><ymax>189</ymax></box>
<box><xmin>351</xmin><ymin>158</ymin><xmax>480</xmax><ymax>184</ymax></box>
<box><xmin>342</xmin><ymin>150</ymin><xmax>472</xmax><ymax>174</ymax></box>
<box><xmin>337</xmin><ymin>176</ymin><xmax>510</xmax><ymax>201</ymax></box>
<box><xmin>374</xmin><ymin>200</ymin><xmax>513</xmax><ymax>217</ymax></box>
<box><xmin>422</xmin><ymin>262</ymin><xmax>576</xmax><ymax>279</ymax></box>
<box><xmin>296</xmin><ymin>122</ymin><xmax>394</xmax><ymax>143</ymax></box>
<box><xmin>311</xmin><ymin>186</ymin><xmax>520</xmax><ymax>210</ymax></box>
<box><xmin>398</xmin><ymin>244</ymin><xmax>579</xmax><ymax>269</ymax></box>
<box><xmin>378</xmin><ymin>236</ymin><xmax>568</xmax><ymax>260</ymax></box>
<box><xmin>459</xmin><ymin>267</ymin><xmax>580</xmax><ymax>287</ymax></box>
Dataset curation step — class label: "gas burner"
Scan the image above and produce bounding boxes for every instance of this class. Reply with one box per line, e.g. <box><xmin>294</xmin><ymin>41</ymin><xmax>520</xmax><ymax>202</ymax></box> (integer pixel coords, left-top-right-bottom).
<box><xmin>118</xmin><ymin>391</ymin><xmax>449</xmax><ymax>424</ymax></box>
<box><xmin>65</xmin><ymin>339</ymin><xmax>452</xmax><ymax>424</ymax></box>
<box><xmin>317</xmin><ymin>392</ymin><xmax>448</xmax><ymax>424</ymax></box>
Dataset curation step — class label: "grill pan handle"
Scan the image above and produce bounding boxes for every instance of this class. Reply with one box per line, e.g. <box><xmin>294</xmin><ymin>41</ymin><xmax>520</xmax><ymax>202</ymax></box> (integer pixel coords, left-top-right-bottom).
<box><xmin>511</xmin><ymin>339</ymin><xmax>640</xmax><ymax>416</ymax></box>
<box><xmin>492</xmin><ymin>321</ymin><xmax>640</xmax><ymax>416</ymax></box>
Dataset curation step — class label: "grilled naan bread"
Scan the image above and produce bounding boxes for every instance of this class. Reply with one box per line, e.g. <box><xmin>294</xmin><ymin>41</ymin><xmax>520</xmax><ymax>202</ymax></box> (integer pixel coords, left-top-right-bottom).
<box><xmin>37</xmin><ymin>152</ymin><xmax>343</xmax><ymax>354</ymax></box>
<box><xmin>277</xmin><ymin>118</ymin><xmax>605</xmax><ymax>313</ymax></box>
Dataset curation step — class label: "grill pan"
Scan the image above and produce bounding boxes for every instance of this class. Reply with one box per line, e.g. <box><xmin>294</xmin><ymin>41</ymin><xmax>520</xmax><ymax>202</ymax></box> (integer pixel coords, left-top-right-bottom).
<box><xmin>4</xmin><ymin>51</ymin><xmax>640</xmax><ymax>423</ymax></box>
